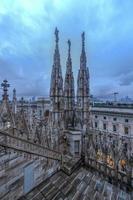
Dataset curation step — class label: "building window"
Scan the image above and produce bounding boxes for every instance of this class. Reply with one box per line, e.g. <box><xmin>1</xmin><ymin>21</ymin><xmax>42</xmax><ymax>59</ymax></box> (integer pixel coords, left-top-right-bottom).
<box><xmin>95</xmin><ymin>122</ymin><xmax>98</xmax><ymax>128</ymax></box>
<box><xmin>124</xmin><ymin>127</ymin><xmax>129</xmax><ymax>134</ymax></box>
<box><xmin>74</xmin><ymin>140</ymin><xmax>80</xmax><ymax>155</ymax></box>
<box><xmin>103</xmin><ymin>116</ymin><xmax>106</xmax><ymax>120</ymax></box>
<box><xmin>113</xmin><ymin>118</ymin><xmax>117</xmax><ymax>121</ymax></box>
<box><xmin>125</xmin><ymin>119</ymin><xmax>128</xmax><ymax>123</ymax></box>
<box><xmin>95</xmin><ymin>115</ymin><xmax>98</xmax><ymax>118</ymax></box>
<box><xmin>113</xmin><ymin>125</ymin><xmax>116</xmax><ymax>132</ymax></box>
<box><xmin>103</xmin><ymin>123</ymin><xmax>106</xmax><ymax>130</ymax></box>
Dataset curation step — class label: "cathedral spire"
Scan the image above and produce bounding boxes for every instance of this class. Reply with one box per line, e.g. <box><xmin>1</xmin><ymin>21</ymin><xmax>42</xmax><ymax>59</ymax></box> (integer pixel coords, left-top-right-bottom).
<box><xmin>77</xmin><ymin>32</ymin><xmax>90</xmax><ymax>128</ymax></box>
<box><xmin>64</xmin><ymin>39</ymin><xmax>75</xmax><ymax>128</ymax></box>
<box><xmin>50</xmin><ymin>28</ymin><xmax>63</xmax><ymax>127</ymax></box>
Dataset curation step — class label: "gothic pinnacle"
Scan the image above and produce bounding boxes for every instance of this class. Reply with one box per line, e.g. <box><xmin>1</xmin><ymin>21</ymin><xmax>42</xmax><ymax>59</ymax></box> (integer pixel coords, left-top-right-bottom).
<box><xmin>13</xmin><ymin>88</ymin><xmax>17</xmax><ymax>102</ymax></box>
<box><xmin>1</xmin><ymin>79</ymin><xmax>10</xmax><ymax>101</ymax></box>
<box><xmin>77</xmin><ymin>31</ymin><xmax>90</xmax><ymax>127</ymax></box>
<box><xmin>50</xmin><ymin>28</ymin><xmax>63</xmax><ymax>126</ymax></box>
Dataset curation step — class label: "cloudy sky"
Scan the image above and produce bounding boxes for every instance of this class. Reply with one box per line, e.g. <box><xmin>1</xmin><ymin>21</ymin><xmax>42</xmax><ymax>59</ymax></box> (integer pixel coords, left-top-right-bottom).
<box><xmin>0</xmin><ymin>0</ymin><xmax>133</xmax><ymax>99</ymax></box>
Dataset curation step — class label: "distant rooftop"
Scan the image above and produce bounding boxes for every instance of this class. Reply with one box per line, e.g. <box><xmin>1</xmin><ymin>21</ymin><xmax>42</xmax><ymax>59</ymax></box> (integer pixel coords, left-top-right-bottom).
<box><xmin>92</xmin><ymin>102</ymin><xmax>133</xmax><ymax>109</ymax></box>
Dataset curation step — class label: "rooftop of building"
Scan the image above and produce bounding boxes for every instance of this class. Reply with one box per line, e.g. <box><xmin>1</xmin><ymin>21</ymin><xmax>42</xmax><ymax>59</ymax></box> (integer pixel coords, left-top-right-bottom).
<box><xmin>19</xmin><ymin>167</ymin><xmax>131</xmax><ymax>200</ymax></box>
<box><xmin>91</xmin><ymin>102</ymin><xmax>133</xmax><ymax>116</ymax></box>
<box><xmin>92</xmin><ymin>102</ymin><xmax>133</xmax><ymax>109</ymax></box>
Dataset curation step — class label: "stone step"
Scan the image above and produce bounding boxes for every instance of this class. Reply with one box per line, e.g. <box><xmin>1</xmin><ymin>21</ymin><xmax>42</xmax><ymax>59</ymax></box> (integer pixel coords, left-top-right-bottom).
<box><xmin>61</xmin><ymin>157</ymin><xmax>82</xmax><ymax>175</ymax></box>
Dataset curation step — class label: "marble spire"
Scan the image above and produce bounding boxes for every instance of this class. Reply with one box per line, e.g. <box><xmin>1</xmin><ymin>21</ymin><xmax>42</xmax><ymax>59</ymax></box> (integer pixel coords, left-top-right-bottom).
<box><xmin>50</xmin><ymin>27</ymin><xmax>63</xmax><ymax>126</ymax></box>
<box><xmin>64</xmin><ymin>40</ymin><xmax>75</xmax><ymax>128</ymax></box>
<box><xmin>77</xmin><ymin>32</ymin><xmax>90</xmax><ymax>128</ymax></box>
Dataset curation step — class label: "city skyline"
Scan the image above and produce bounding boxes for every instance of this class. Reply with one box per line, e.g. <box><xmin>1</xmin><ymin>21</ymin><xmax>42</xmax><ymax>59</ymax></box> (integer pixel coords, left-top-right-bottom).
<box><xmin>0</xmin><ymin>0</ymin><xmax>133</xmax><ymax>98</ymax></box>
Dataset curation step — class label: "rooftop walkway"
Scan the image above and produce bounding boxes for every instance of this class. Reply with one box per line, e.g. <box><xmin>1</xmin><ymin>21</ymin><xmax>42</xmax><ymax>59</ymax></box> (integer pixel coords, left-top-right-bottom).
<box><xmin>19</xmin><ymin>167</ymin><xmax>132</xmax><ymax>200</ymax></box>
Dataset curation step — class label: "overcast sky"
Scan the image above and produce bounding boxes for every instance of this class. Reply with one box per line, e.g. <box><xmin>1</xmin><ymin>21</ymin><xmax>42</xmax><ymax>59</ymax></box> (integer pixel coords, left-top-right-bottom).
<box><xmin>0</xmin><ymin>0</ymin><xmax>133</xmax><ymax>99</ymax></box>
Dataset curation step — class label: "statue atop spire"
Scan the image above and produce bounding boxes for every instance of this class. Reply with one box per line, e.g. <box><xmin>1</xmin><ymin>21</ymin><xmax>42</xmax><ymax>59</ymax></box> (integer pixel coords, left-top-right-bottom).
<box><xmin>68</xmin><ymin>39</ymin><xmax>71</xmax><ymax>56</ymax></box>
<box><xmin>1</xmin><ymin>80</ymin><xmax>10</xmax><ymax>101</ymax></box>
<box><xmin>55</xmin><ymin>27</ymin><xmax>59</xmax><ymax>43</ymax></box>
<box><xmin>53</xmin><ymin>27</ymin><xmax>60</xmax><ymax>64</ymax></box>
<box><xmin>82</xmin><ymin>32</ymin><xmax>85</xmax><ymax>50</ymax></box>
<box><xmin>80</xmin><ymin>31</ymin><xmax>86</xmax><ymax>69</ymax></box>
<box><xmin>67</xmin><ymin>39</ymin><xmax>72</xmax><ymax>67</ymax></box>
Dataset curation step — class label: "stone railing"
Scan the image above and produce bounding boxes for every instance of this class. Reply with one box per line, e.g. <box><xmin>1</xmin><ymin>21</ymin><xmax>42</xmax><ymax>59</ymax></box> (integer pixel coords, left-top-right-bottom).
<box><xmin>84</xmin><ymin>128</ymin><xmax>133</xmax><ymax>190</ymax></box>
<box><xmin>0</xmin><ymin>130</ymin><xmax>62</xmax><ymax>161</ymax></box>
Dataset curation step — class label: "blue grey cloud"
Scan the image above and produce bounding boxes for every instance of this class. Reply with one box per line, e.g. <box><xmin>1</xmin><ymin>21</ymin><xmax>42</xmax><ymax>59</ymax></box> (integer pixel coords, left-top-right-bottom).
<box><xmin>0</xmin><ymin>0</ymin><xmax>133</xmax><ymax>99</ymax></box>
